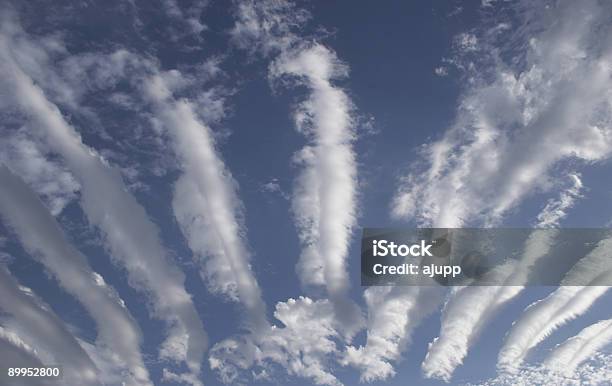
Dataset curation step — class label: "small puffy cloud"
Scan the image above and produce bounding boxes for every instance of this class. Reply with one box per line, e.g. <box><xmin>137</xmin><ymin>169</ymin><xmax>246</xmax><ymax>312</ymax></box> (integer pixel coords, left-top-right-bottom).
<box><xmin>481</xmin><ymin>0</ymin><xmax>497</xmax><ymax>8</ymax></box>
<box><xmin>454</xmin><ymin>33</ymin><xmax>478</xmax><ymax>52</ymax></box>
<box><xmin>210</xmin><ymin>296</ymin><xmax>344</xmax><ymax>386</ymax></box>
<box><xmin>260</xmin><ymin>178</ymin><xmax>289</xmax><ymax>200</ymax></box>
<box><xmin>434</xmin><ymin>66</ymin><xmax>449</xmax><ymax>76</ymax></box>
<box><xmin>536</xmin><ymin>173</ymin><xmax>583</xmax><ymax>228</ymax></box>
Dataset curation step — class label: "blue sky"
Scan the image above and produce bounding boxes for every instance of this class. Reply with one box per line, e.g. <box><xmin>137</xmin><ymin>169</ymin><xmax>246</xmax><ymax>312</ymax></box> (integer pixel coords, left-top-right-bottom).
<box><xmin>1</xmin><ymin>1</ymin><xmax>612</xmax><ymax>385</ymax></box>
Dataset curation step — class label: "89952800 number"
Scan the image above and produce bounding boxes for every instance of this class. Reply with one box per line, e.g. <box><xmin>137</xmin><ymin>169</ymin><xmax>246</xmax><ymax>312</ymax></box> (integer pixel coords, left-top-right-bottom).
<box><xmin>7</xmin><ymin>367</ymin><xmax>62</xmax><ymax>378</ymax></box>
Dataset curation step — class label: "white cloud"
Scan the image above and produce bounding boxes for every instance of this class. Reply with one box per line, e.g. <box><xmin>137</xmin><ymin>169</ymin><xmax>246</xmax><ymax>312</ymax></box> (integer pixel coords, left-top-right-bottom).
<box><xmin>481</xmin><ymin>0</ymin><xmax>497</xmax><ymax>8</ymax></box>
<box><xmin>343</xmin><ymin>286</ymin><xmax>444</xmax><ymax>382</ymax></box>
<box><xmin>0</xmin><ymin>266</ymin><xmax>100</xmax><ymax>385</ymax></box>
<box><xmin>211</xmin><ymin>5</ymin><xmax>367</xmax><ymax>379</ymax></box>
<box><xmin>143</xmin><ymin>71</ymin><xmax>269</xmax><ymax>333</ymax></box>
<box><xmin>270</xmin><ymin>44</ymin><xmax>363</xmax><ymax>336</ymax></box>
<box><xmin>233</xmin><ymin>12</ymin><xmax>360</xmax><ymax>324</ymax></box>
<box><xmin>0</xmin><ymin>21</ymin><xmax>208</xmax><ymax>381</ymax></box>
<box><xmin>421</xmin><ymin>264</ymin><xmax>519</xmax><ymax>382</ymax></box>
<box><xmin>498</xmin><ymin>235</ymin><xmax>612</xmax><ymax>371</ymax></box>
<box><xmin>161</xmin><ymin>368</ymin><xmax>204</xmax><ymax>386</ymax></box>
<box><xmin>2</xmin><ymin>1</ymin><xmax>610</xmax><ymax>385</ymax></box>
<box><xmin>421</xmin><ymin>175</ymin><xmax>583</xmax><ymax>381</ymax></box>
<box><xmin>392</xmin><ymin>0</ymin><xmax>612</xmax><ymax>228</ymax></box>
<box><xmin>0</xmin><ymin>326</ymin><xmax>50</xmax><ymax>386</ymax></box>
<box><xmin>210</xmin><ymin>296</ymin><xmax>343</xmax><ymax>386</ymax></box>
<box><xmin>544</xmin><ymin>319</ymin><xmax>612</xmax><ymax>374</ymax></box>
<box><xmin>230</xmin><ymin>0</ymin><xmax>309</xmax><ymax>55</ymax></box>
<box><xmin>434</xmin><ymin>66</ymin><xmax>449</xmax><ymax>77</ymax></box>
<box><xmin>536</xmin><ymin>173</ymin><xmax>583</xmax><ymax>227</ymax></box>
<box><xmin>455</xmin><ymin>33</ymin><xmax>478</xmax><ymax>53</ymax></box>
<box><xmin>161</xmin><ymin>0</ymin><xmax>208</xmax><ymax>38</ymax></box>
<box><xmin>232</xmin><ymin>4</ymin><xmax>362</xmax><ymax>327</ymax></box>
<box><xmin>260</xmin><ymin>178</ymin><xmax>289</xmax><ymax>199</ymax></box>
<box><xmin>472</xmin><ymin>352</ymin><xmax>612</xmax><ymax>386</ymax></box>
<box><xmin>0</xmin><ymin>166</ymin><xmax>151</xmax><ymax>386</ymax></box>
<box><xmin>0</xmin><ymin>325</ymin><xmax>41</xmax><ymax>363</ymax></box>
<box><xmin>0</xmin><ymin>130</ymin><xmax>79</xmax><ymax>215</ymax></box>
<box><xmin>387</xmin><ymin>1</ymin><xmax>612</xmax><ymax>382</ymax></box>
<box><xmin>260</xmin><ymin>178</ymin><xmax>281</xmax><ymax>192</ymax></box>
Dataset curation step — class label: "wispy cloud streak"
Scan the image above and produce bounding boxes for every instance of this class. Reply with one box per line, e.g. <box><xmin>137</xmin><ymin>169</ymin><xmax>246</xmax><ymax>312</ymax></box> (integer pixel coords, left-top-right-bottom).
<box><xmin>421</xmin><ymin>174</ymin><xmax>582</xmax><ymax>381</ymax></box>
<box><xmin>208</xmin><ymin>2</ymin><xmax>363</xmax><ymax>384</ymax></box>
<box><xmin>389</xmin><ymin>0</ymin><xmax>612</xmax><ymax>381</ymax></box>
<box><xmin>0</xmin><ymin>326</ymin><xmax>40</xmax><ymax>362</ymax></box>
<box><xmin>392</xmin><ymin>0</ymin><xmax>612</xmax><ymax>227</ymax></box>
<box><xmin>270</xmin><ymin>44</ymin><xmax>362</xmax><ymax>333</ymax></box>
<box><xmin>0</xmin><ymin>266</ymin><xmax>100</xmax><ymax>385</ymax></box>
<box><xmin>0</xmin><ymin>20</ymin><xmax>207</xmax><ymax>382</ymax></box>
<box><xmin>0</xmin><ymin>165</ymin><xmax>152</xmax><ymax>386</ymax></box>
<box><xmin>0</xmin><ymin>131</ymin><xmax>80</xmax><ymax>216</ymax></box>
<box><xmin>498</xmin><ymin>236</ymin><xmax>612</xmax><ymax>371</ymax></box>
<box><xmin>536</xmin><ymin>173</ymin><xmax>583</xmax><ymax>228</ymax></box>
<box><xmin>143</xmin><ymin>73</ymin><xmax>269</xmax><ymax>333</ymax></box>
<box><xmin>232</xmin><ymin>0</ymin><xmax>363</xmax><ymax>335</ymax></box>
<box><xmin>0</xmin><ymin>326</ymin><xmax>50</xmax><ymax>386</ymax></box>
<box><xmin>544</xmin><ymin>318</ymin><xmax>612</xmax><ymax>374</ymax></box>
